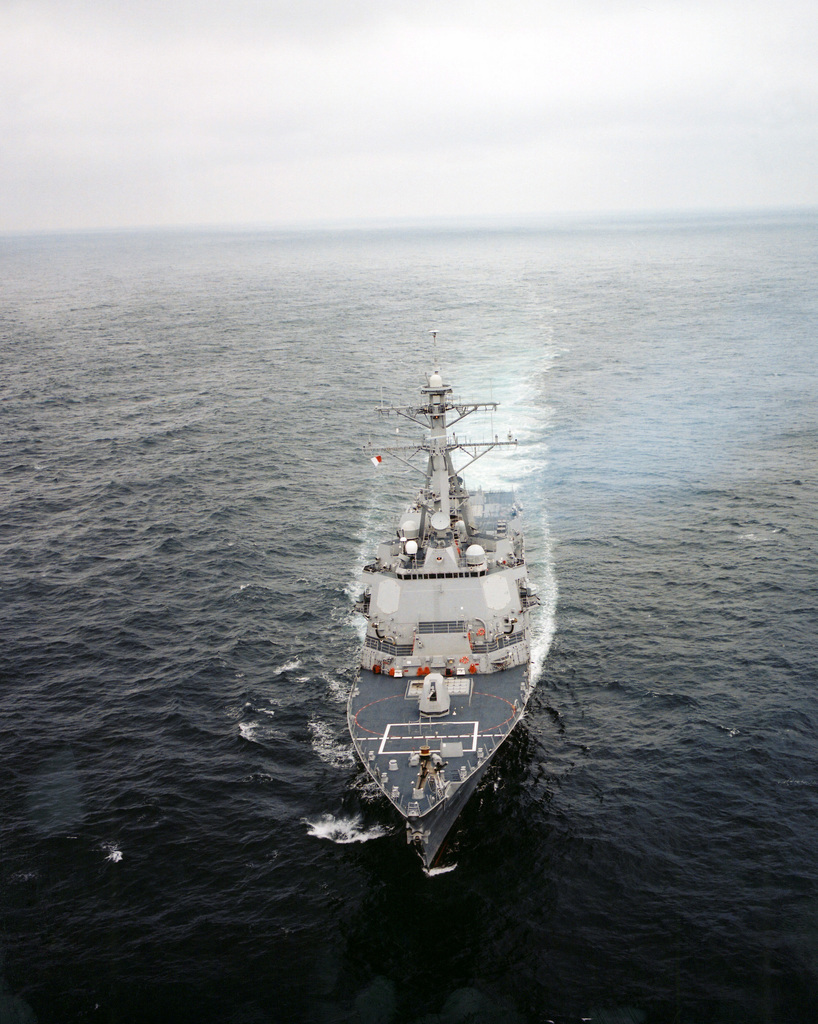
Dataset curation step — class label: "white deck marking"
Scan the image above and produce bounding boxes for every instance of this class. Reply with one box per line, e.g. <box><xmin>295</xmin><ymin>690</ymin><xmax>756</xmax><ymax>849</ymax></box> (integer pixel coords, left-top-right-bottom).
<box><xmin>378</xmin><ymin>721</ymin><xmax>478</xmax><ymax>756</ymax></box>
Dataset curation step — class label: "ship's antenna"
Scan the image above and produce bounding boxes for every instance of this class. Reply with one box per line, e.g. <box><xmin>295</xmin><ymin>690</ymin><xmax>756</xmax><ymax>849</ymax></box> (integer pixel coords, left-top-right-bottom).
<box><xmin>429</xmin><ymin>329</ymin><xmax>438</xmax><ymax>371</ymax></box>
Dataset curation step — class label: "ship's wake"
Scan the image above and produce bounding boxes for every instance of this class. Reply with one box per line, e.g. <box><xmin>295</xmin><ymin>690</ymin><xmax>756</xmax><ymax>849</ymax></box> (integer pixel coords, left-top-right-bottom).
<box><xmin>528</xmin><ymin>525</ymin><xmax>558</xmax><ymax>681</ymax></box>
<box><xmin>424</xmin><ymin>862</ymin><xmax>458</xmax><ymax>877</ymax></box>
<box><xmin>308</xmin><ymin>718</ymin><xmax>355</xmax><ymax>767</ymax></box>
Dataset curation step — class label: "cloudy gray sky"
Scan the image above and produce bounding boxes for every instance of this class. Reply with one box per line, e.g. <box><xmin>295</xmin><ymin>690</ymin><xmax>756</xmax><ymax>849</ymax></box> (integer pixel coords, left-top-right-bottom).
<box><xmin>3</xmin><ymin>0</ymin><xmax>816</xmax><ymax>232</ymax></box>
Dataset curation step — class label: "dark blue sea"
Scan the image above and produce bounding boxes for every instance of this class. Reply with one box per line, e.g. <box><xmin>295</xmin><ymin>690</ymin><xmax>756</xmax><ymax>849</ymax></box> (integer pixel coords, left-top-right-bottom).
<box><xmin>1</xmin><ymin>212</ymin><xmax>817</xmax><ymax>1024</ymax></box>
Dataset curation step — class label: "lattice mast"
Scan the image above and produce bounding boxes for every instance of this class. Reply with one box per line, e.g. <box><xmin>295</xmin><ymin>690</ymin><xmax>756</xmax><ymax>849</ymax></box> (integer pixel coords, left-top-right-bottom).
<box><xmin>369</xmin><ymin>342</ymin><xmax>516</xmax><ymax>521</ymax></box>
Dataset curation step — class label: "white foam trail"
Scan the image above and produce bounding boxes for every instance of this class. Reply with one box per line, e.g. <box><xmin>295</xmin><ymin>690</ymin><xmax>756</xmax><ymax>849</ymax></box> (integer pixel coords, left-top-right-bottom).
<box><xmin>308</xmin><ymin>718</ymin><xmax>355</xmax><ymax>767</ymax></box>
<box><xmin>325</xmin><ymin>674</ymin><xmax>350</xmax><ymax>705</ymax></box>
<box><xmin>528</xmin><ymin>521</ymin><xmax>559</xmax><ymax>681</ymax></box>
<box><xmin>351</xmin><ymin>774</ymin><xmax>386</xmax><ymax>803</ymax></box>
<box><xmin>346</xmin><ymin>491</ymin><xmax>403</xmax><ymax>624</ymax></box>
<box><xmin>304</xmin><ymin>814</ymin><xmax>390</xmax><ymax>844</ymax></box>
<box><xmin>425</xmin><ymin>863</ymin><xmax>458</xmax><ymax>877</ymax></box>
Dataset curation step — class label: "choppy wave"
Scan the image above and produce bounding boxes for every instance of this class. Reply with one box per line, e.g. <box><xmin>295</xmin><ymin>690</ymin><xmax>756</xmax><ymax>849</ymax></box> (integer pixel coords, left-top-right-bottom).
<box><xmin>2</xmin><ymin>219</ymin><xmax>817</xmax><ymax>1024</ymax></box>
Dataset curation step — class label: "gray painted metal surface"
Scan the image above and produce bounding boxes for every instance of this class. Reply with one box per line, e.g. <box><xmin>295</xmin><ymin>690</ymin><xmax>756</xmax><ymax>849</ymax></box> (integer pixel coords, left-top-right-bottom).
<box><xmin>348</xmin><ymin>360</ymin><xmax>539</xmax><ymax>868</ymax></box>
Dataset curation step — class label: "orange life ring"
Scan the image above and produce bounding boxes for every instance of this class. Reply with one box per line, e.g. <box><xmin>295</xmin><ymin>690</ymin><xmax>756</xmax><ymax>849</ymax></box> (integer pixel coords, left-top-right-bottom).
<box><xmin>476</xmin><ymin>628</ymin><xmax>485</xmax><ymax>636</ymax></box>
<box><xmin>459</xmin><ymin>656</ymin><xmax>469</xmax><ymax>664</ymax></box>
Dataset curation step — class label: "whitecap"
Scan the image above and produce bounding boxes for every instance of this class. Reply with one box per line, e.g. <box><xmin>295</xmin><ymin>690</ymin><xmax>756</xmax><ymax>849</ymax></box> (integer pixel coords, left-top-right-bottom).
<box><xmin>272</xmin><ymin>659</ymin><xmax>302</xmax><ymax>676</ymax></box>
<box><xmin>738</xmin><ymin>528</ymin><xmax>781</xmax><ymax>543</ymax></box>
<box><xmin>304</xmin><ymin>814</ymin><xmax>389</xmax><ymax>844</ymax></box>
<box><xmin>239</xmin><ymin>721</ymin><xmax>260</xmax><ymax>742</ymax></box>
<box><xmin>102</xmin><ymin>843</ymin><xmax>123</xmax><ymax>863</ymax></box>
<box><xmin>9</xmin><ymin>870</ymin><xmax>38</xmax><ymax>883</ymax></box>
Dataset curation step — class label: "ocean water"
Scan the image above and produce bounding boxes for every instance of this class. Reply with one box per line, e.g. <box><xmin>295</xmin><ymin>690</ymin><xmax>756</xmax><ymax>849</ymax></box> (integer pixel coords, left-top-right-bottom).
<box><xmin>1</xmin><ymin>212</ymin><xmax>817</xmax><ymax>1024</ymax></box>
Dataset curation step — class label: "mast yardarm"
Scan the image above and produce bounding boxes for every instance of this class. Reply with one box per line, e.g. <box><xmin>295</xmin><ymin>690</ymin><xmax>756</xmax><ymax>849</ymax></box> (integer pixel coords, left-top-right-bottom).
<box><xmin>367</xmin><ymin>371</ymin><xmax>517</xmax><ymax>521</ymax></box>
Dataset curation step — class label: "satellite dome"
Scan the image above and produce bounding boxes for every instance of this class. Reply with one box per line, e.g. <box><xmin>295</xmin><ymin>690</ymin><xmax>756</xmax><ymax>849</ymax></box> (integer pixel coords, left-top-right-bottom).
<box><xmin>429</xmin><ymin>372</ymin><xmax>443</xmax><ymax>389</ymax></box>
<box><xmin>401</xmin><ymin>517</ymin><xmax>420</xmax><ymax>540</ymax></box>
<box><xmin>466</xmin><ymin>544</ymin><xmax>486</xmax><ymax>566</ymax></box>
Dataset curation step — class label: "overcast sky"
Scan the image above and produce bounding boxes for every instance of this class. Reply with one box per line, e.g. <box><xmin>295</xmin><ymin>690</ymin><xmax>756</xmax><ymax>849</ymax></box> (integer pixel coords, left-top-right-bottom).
<box><xmin>2</xmin><ymin>0</ymin><xmax>816</xmax><ymax>232</ymax></box>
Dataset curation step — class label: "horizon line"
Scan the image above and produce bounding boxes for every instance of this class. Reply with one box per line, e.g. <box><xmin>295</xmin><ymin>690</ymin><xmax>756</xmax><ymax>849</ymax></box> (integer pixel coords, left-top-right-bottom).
<box><xmin>2</xmin><ymin>204</ymin><xmax>816</xmax><ymax>239</ymax></box>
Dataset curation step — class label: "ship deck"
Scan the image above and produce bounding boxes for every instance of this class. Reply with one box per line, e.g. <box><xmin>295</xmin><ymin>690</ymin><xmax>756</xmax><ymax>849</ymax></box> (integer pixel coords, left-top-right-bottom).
<box><xmin>348</xmin><ymin>663</ymin><xmax>528</xmax><ymax>826</ymax></box>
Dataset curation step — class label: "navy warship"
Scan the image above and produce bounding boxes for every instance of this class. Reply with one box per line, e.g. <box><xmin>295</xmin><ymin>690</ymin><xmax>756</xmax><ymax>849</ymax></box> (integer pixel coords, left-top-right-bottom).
<box><xmin>348</xmin><ymin>345</ymin><xmax>538</xmax><ymax>868</ymax></box>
